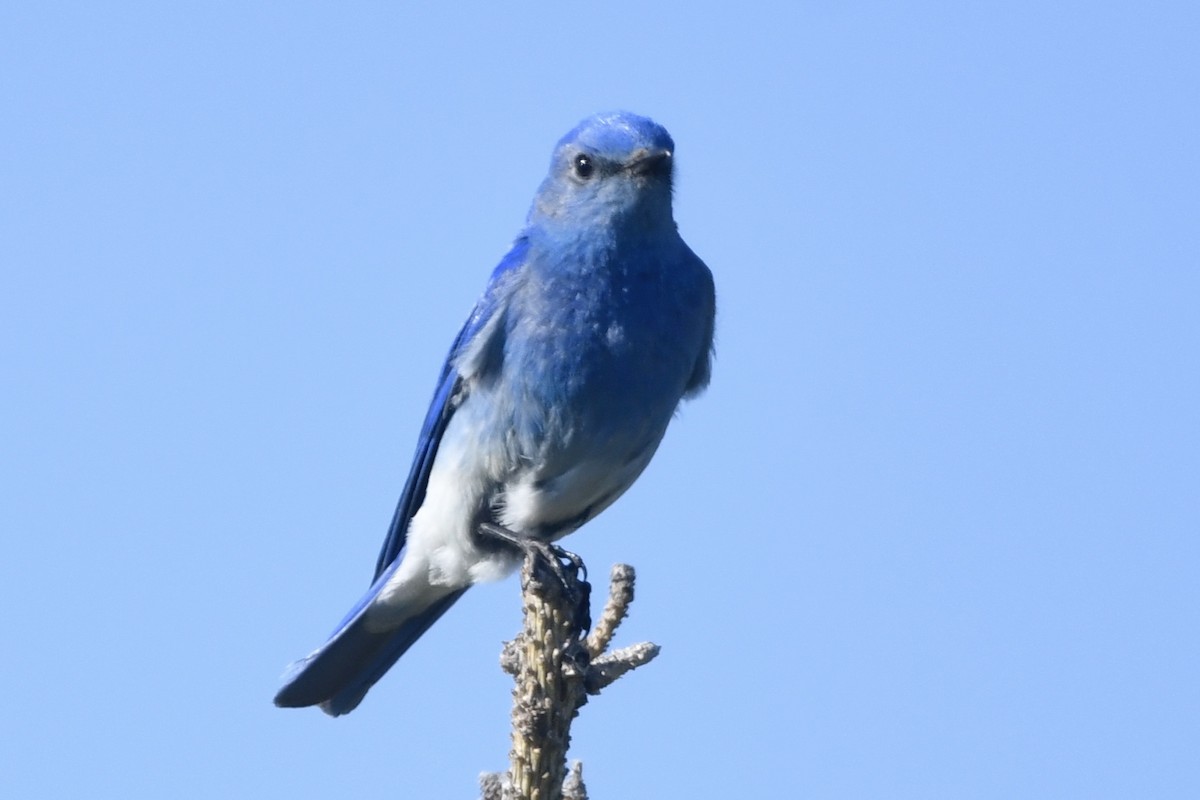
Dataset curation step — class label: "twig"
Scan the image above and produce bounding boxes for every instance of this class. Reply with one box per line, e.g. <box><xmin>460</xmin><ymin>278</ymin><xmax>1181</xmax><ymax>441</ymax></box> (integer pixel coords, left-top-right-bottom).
<box><xmin>480</xmin><ymin>558</ymin><xmax>658</xmax><ymax>799</ymax></box>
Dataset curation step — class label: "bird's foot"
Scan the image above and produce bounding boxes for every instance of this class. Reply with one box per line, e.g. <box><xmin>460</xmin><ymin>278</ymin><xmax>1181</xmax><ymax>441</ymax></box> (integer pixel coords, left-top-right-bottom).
<box><xmin>478</xmin><ymin>522</ymin><xmax>587</xmax><ymax>581</ymax></box>
<box><xmin>478</xmin><ymin>522</ymin><xmax>591</xmax><ymax>629</ymax></box>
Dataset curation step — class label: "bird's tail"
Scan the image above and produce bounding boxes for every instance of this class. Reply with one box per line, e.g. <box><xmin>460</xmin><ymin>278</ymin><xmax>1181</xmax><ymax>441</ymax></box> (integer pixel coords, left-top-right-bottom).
<box><xmin>273</xmin><ymin>584</ymin><xmax>467</xmax><ymax>716</ymax></box>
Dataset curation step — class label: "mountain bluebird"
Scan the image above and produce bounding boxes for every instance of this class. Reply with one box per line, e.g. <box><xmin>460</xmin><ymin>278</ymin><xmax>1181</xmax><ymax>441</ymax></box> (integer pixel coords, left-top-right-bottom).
<box><xmin>274</xmin><ymin>111</ymin><xmax>715</xmax><ymax>716</ymax></box>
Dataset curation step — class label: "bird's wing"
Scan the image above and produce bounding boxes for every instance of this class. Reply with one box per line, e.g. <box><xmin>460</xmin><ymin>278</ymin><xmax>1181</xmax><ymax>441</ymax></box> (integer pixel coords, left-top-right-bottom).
<box><xmin>272</xmin><ymin>239</ymin><xmax>529</xmax><ymax>715</ymax></box>
<box><xmin>371</xmin><ymin>236</ymin><xmax>527</xmax><ymax>579</ymax></box>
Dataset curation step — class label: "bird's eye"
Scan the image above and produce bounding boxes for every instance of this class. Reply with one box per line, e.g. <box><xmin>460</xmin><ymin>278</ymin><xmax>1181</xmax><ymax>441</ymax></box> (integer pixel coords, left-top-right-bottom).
<box><xmin>573</xmin><ymin>154</ymin><xmax>594</xmax><ymax>180</ymax></box>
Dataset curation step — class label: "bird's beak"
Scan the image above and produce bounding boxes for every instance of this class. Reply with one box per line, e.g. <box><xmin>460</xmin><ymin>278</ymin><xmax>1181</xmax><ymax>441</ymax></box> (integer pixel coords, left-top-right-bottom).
<box><xmin>625</xmin><ymin>147</ymin><xmax>673</xmax><ymax>178</ymax></box>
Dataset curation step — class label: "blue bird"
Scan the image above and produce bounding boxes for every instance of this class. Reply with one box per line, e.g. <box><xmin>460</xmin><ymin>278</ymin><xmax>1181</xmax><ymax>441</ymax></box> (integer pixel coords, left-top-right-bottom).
<box><xmin>274</xmin><ymin>111</ymin><xmax>715</xmax><ymax>716</ymax></box>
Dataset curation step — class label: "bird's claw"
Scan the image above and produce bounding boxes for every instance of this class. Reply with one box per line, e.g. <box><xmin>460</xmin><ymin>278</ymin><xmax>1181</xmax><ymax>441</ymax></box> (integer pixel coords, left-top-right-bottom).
<box><xmin>478</xmin><ymin>522</ymin><xmax>591</xmax><ymax>626</ymax></box>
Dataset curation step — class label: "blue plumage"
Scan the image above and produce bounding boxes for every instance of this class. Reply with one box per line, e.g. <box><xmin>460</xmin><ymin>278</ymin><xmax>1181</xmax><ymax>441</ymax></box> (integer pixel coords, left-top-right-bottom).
<box><xmin>274</xmin><ymin>112</ymin><xmax>715</xmax><ymax>715</ymax></box>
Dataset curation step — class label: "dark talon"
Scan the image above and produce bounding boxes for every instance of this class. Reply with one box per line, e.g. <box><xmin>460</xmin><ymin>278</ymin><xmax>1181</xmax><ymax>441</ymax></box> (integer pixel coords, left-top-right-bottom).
<box><xmin>479</xmin><ymin>522</ymin><xmax>591</xmax><ymax>629</ymax></box>
<box><xmin>478</xmin><ymin>522</ymin><xmax>579</xmax><ymax>573</ymax></box>
<box><xmin>551</xmin><ymin>543</ymin><xmax>587</xmax><ymax>582</ymax></box>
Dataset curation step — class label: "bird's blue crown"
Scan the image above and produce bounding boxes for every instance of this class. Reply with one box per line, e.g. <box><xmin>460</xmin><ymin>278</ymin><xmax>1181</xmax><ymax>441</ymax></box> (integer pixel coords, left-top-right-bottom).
<box><xmin>556</xmin><ymin>111</ymin><xmax>675</xmax><ymax>160</ymax></box>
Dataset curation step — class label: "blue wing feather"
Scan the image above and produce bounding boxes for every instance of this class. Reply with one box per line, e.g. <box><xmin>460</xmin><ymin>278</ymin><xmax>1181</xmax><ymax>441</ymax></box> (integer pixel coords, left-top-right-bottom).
<box><xmin>274</xmin><ymin>238</ymin><xmax>529</xmax><ymax>714</ymax></box>
<box><xmin>373</xmin><ymin>236</ymin><xmax>528</xmax><ymax>578</ymax></box>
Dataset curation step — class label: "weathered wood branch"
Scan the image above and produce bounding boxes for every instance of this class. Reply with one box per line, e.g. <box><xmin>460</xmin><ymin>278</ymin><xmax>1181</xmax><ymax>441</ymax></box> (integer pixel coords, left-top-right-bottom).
<box><xmin>480</xmin><ymin>556</ymin><xmax>658</xmax><ymax>800</ymax></box>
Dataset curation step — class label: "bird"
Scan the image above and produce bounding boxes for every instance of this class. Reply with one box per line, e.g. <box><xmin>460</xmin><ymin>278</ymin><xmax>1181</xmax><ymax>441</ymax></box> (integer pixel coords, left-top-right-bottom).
<box><xmin>274</xmin><ymin>111</ymin><xmax>715</xmax><ymax>716</ymax></box>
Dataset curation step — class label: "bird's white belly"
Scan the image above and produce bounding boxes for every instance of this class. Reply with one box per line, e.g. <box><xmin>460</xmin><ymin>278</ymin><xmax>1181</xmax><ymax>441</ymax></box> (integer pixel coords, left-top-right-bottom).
<box><xmin>374</xmin><ymin>403</ymin><xmax>665</xmax><ymax>622</ymax></box>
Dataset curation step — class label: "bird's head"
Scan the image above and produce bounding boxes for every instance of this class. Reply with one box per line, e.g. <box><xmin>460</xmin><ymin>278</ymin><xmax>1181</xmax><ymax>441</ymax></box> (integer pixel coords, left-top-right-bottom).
<box><xmin>529</xmin><ymin>111</ymin><xmax>677</xmax><ymax>232</ymax></box>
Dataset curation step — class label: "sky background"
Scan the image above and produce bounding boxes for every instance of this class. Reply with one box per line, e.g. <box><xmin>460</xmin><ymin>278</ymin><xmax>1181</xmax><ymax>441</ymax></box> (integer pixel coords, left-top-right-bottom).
<box><xmin>3</xmin><ymin>2</ymin><xmax>1197</xmax><ymax>798</ymax></box>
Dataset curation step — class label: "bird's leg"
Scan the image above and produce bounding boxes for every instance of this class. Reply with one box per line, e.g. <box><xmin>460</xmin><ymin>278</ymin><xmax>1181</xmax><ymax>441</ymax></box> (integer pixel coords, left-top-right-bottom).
<box><xmin>478</xmin><ymin>522</ymin><xmax>591</xmax><ymax>630</ymax></box>
<box><xmin>478</xmin><ymin>522</ymin><xmax>587</xmax><ymax>581</ymax></box>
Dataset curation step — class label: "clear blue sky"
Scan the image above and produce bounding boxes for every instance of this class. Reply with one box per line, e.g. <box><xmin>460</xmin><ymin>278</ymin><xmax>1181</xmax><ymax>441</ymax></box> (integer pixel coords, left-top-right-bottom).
<box><xmin>3</xmin><ymin>3</ymin><xmax>1197</xmax><ymax>797</ymax></box>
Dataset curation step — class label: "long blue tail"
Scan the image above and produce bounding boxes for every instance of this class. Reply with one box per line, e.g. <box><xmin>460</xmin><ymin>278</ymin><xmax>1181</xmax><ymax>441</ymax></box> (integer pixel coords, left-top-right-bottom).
<box><xmin>274</xmin><ymin>587</ymin><xmax>467</xmax><ymax>716</ymax></box>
